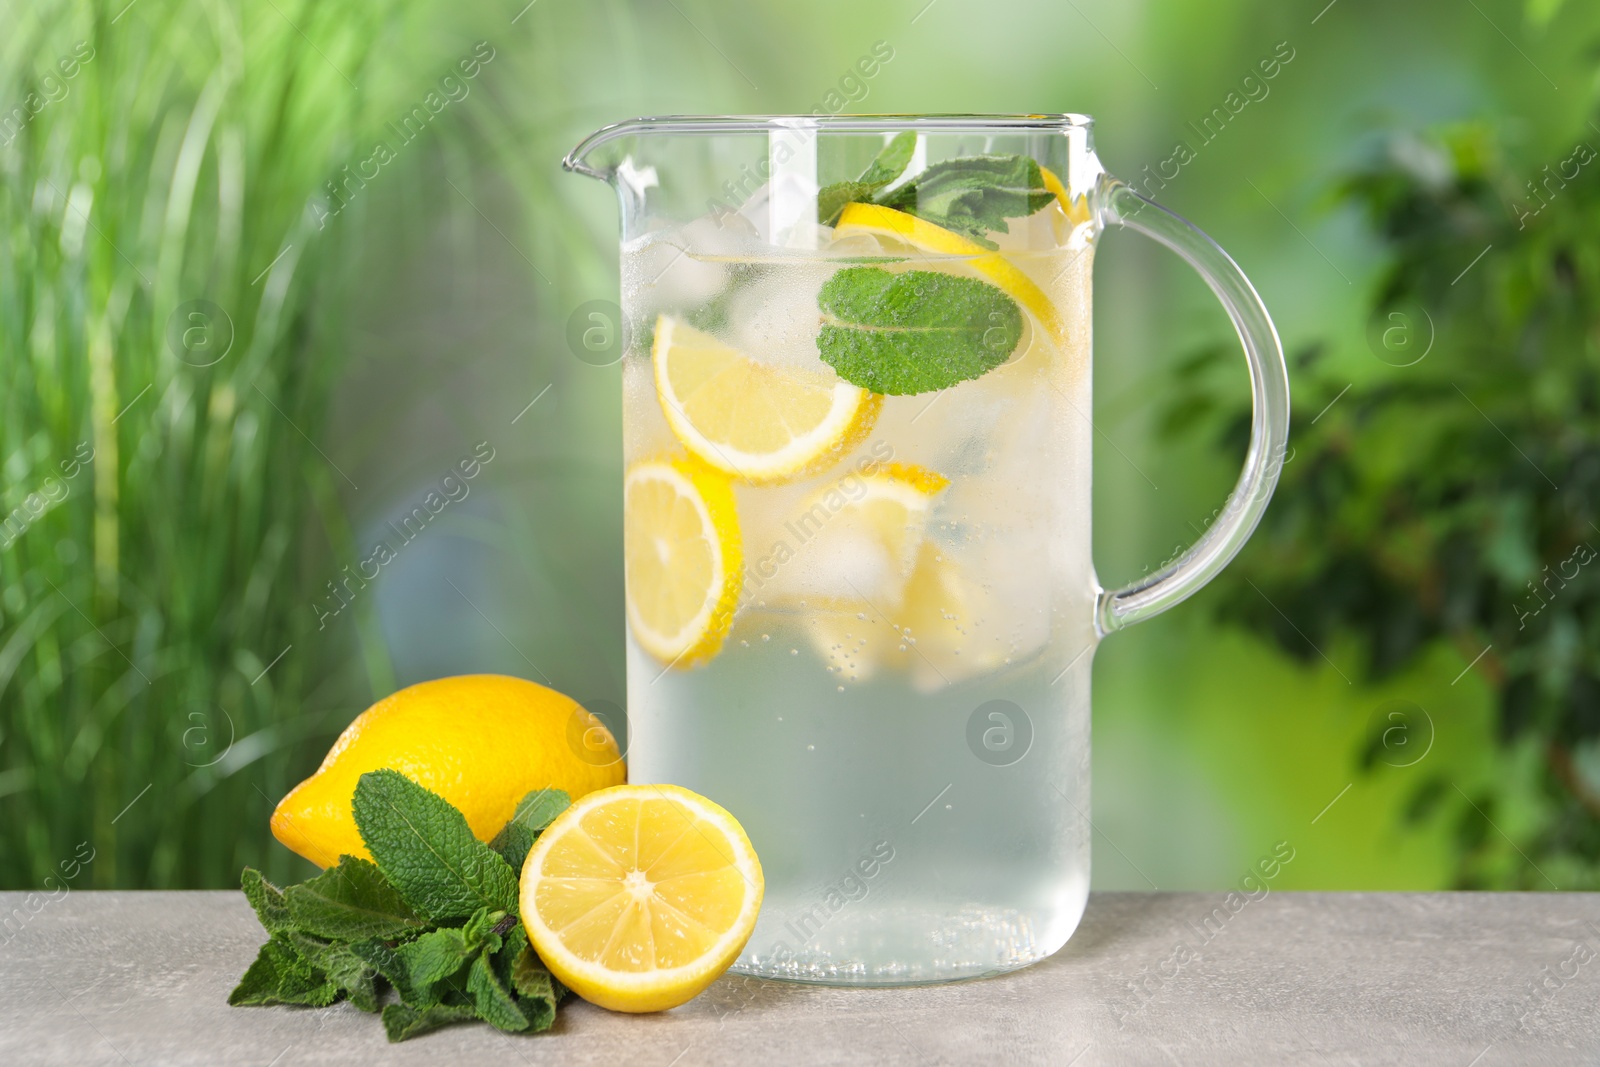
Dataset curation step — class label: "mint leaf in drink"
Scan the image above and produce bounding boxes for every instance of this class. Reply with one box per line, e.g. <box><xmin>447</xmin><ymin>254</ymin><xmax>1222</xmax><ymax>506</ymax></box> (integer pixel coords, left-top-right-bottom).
<box><xmin>877</xmin><ymin>155</ymin><xmax>1054</xmax><ymax>249</ymax></box>
<box><xmin>819</xmin><ymin>131</ymin><xmax>917</xmax><ymax>226</ymax></box>
<box><xmin>240</xmin><ymin>868</ymin><xmax>294</xmax><ymax>935</ymax></box>
<box><xmin>817</xmin><ymin>266</ymin><xmax>1024</xmax><ymax>394</ymax></box>
<box><xmin>284</xmin><ymin>854</ymin><xmax>426</xmax><ymax>941</ymax></box>
<box><xmin>351</xmin><ymin>769</ymin><xmax>520</xmax><ymax>921</ymax></box>
<box><xmin>381</xmin><ymin>1001</ymin><xmax>480</xmax><ymax>1043</ymax></box>
<box><xmin>490</xmin><ymin>788</ymin><xmax>571</xmax><ymax>873</ymax></box>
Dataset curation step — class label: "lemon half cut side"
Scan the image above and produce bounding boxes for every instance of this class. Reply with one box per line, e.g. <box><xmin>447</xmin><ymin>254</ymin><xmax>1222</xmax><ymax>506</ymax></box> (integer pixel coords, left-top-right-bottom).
<box><xmin>519</xmin><ymin>784</ymin><xmax>764</xmax><ymax>1013</ymax></box>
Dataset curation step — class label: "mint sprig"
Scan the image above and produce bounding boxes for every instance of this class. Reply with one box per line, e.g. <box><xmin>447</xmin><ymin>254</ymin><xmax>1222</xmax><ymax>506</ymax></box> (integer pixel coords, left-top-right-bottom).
<box><xmin>351</xmin><ymin>769</ymin><xmax>520</xmax><ymax>922</ymax></box>
<box><xmin>818</xmin><ymin>133</ymin><xmax>1056</xmax><ymax>250</ymax></box>
<box><xmin>818</xmin><ymin>130</ymin><xmax>917</xmax><ymax>226</ymax></box>
<box><xmin>230</xmin><ymin>774</ymin><xmax>571</xmax><ymax>1042</ymax></box>
<box><xmin>817</xmin><ymin>266</ymin><xmax>1024</xmax><ymax>395</ymax></box>
<box><xmin>877</xmin><ymin>154</ymin><xmax>1055</xmax><ymax>249</ymax></box>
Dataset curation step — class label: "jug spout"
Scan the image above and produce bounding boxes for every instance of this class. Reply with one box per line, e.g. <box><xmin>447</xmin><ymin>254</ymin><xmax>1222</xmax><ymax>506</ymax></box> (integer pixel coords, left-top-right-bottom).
<box><xmin>561</xmin><ymin>124</ymin><xmax>616</xmax><ymax>183</ymax></box>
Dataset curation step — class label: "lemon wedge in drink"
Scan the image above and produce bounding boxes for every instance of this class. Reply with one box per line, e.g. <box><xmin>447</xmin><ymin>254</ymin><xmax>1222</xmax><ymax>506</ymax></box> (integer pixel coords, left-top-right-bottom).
<box><xmin>624</xmin><ymin>458</ymin><xmax>742</xmax><ymax>666</ymax></box>
<box><xmin>519</xmin><ymin>784</ymin><xmax>764</xmax><ymax>1013</ymax></box>
<box><xmin>653</xmin><ymin>315</ymin><xmax>880</xmax><ymax>483</ymax></box>
<box><xmin>832</xmin><ymin>202</ymin><xmax>1066</xmax><ymax>348</ymax></box>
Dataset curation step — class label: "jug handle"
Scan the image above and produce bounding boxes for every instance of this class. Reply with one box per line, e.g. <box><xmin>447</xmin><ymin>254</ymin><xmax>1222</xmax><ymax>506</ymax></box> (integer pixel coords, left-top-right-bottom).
<box><xmin>1092</xmin><ymin>177</ymin><xmax>1291</xmax><ymax>636</ymax></box>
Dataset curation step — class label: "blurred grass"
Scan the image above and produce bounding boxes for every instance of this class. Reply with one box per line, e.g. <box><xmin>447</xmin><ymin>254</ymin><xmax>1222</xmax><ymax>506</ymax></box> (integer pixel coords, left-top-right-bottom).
<box><xmin>0</xmin><ymin>0</ymin><xmax>514</xmax><ymax>887</ymax></box>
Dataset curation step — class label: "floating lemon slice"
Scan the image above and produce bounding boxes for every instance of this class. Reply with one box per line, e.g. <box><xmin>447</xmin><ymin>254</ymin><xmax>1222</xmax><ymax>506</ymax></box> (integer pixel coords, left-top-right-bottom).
<box><xmin>519</xmin><ymin>784</ymin><xmax>764</xmax><ymax>1013</ymax></box>
<box><xmin>1039</xmin><ymin>164</ymin><xmax>1095</xmax><ymax>246</ymax></box>
<box><xmin>653</xmin><ymin>315</ymin><xmax>880</xmax><ymax>484</ymax></box>
<box><xmin>833</xmin><ymin>202</ymin><xmax>1066</xmax><ymax>348</ymax></box>
<box><xmin>624</xmin><ymin>458</ymin><xmax>742</xmax><ymax>666</ymax></box>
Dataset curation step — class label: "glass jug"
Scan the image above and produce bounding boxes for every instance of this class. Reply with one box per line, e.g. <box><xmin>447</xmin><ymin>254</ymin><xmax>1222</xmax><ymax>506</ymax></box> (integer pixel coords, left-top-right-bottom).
<box><xmin>564</xmin><ymin>115</ymin><xmax>1289</xmax><ymax>985</ymax></box>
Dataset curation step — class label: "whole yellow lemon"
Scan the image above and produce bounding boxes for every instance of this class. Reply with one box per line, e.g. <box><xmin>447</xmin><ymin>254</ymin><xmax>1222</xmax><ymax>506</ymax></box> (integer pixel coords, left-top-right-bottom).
<box><xmin>272</xmin><ymin>674</ymin><xmax>624</xmax><ymax>868</ymax></box>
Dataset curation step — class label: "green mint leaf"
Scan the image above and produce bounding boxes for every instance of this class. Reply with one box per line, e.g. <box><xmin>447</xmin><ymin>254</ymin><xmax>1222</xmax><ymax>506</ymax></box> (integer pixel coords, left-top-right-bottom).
<box><xmin>489</xmin><ymin>788</ymin><xmax>571</xmax><ymax>874</ymax></box>
<box><xmin>859</xmin><ymin>131</ymin><xmax>918</xmax><ymax>187</ymax></box>
<box><xmin>461</xmin><ymin>905</ymin><xmax>508</xmax><ymax>954</ymax></box>
<box><xmin>240</xmin><ymin>868</ymin><xmax>295</xmax><ymax>935</ymax></box>
<box><xmin>506</xmin><ymin>940</ymin><xmax>563</xmax><ymax>1031</ymax></box>
<box><xmin>352</xmin><ymin>769</ymin><xmax>520</xmax><ymax>922</ymax></box>
<box><xmin>817</xmin><ymin>266</ymin><xmax>1024</xmax><ymax>394</ymax></box>
<box><xmin>286</xmin><ymin>932</ymin><xmax>381</xmax><ymax>1014</ymax></box>
<box><xmin>229</xmin><ymin>935</ymin><xmax>338</xmax><ymax>1007</ymax></box>
<box><xmin>347</xmin><ymin>938</ymin><xmax>419</xmax><ymax>1004</ymax></box>
<box><xmin>284</xmin><ymin>854</ymin><xmax>426</xmax><ymax>941</ymax></box>
<box><xmin>818</xmin><ymin>181</ymin><xmax>879</xmax><ymax>229</ymax></box>
<box><xmin>229</xmin><ymin>939</ymin><xmax>291</xmax><ymax>1006</ymax></box>
<box><xmin>819</xmin><ymin>131</ymin><xmax>917</xmax><ymax>226</ymax></box>
<box><xmin>469</xmin><ymin>948</ymin><xmax>530</xmax><ymax>1033</ymax></box>
<box><xmin>877</xmin><ymin>154</ymin><xmax>1054</xmax><ymax>249</ymax></box>
<box><xmin>381</xmin><ymin>1001</ymin><xmax>479</xmax><ymax>1043</ymax></box>
<box><xmin>396</xmin><ymin>927</ymin><xmax>477</xmax><ymax>1005</ymax></box>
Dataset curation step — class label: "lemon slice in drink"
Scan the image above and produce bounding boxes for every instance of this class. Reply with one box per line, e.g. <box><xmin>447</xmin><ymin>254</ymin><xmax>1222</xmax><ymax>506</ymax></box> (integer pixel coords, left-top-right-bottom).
<box><xmin>624</xmin><ymin>458</ymin><xmax>742</xmax><ymax>666</ymax></box>
<box><xmin>1039</xmin><ymin>164</ymin><xmax>1094</xmax><ymax>246</ymax></box>
<box><xmin>833</xmin><ymin>202</ymin><xmax>1066</xmax><ymax>348</ymax></box>
<box><xmin>653</xmin><ymin>315</ymin><xmax>880</xmax><ymax>483</ymax></box>
<box><xmin>520</xmin><ymin>784</ymin><xmax>764</xmax><ymax>1013</ymax></box>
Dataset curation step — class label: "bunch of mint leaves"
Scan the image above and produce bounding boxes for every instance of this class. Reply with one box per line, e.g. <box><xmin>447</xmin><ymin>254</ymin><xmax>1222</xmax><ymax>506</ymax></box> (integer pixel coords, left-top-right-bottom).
<box><xmin>814</xmin><ymin>133</ymin><xmax>1055</xmax><ymax>396</ymax></box>
<box><xmin>230</xmin><ymin>770</ymin><xmax>572</xmax><ymax>1042</ymax></box>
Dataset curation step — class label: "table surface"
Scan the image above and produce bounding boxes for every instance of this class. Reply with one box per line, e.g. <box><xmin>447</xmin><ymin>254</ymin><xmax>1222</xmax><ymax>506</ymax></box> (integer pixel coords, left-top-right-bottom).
<box><xmin>2</xmin><ymin>891</ymin><xmax>1596</xmax><ymax>1066</ymax></box>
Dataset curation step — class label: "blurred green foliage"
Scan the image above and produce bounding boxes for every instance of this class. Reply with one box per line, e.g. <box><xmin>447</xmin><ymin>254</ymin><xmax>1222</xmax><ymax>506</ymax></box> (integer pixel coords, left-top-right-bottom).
<box><xmin>1186</xmin><ymin>115</ymin><xmax>1600</xmax><ymax>888</ymax></box>
<box><xmin>4</xmin><ymin>0</ymin><xmax>1600</xmax><ymax>891</ymax></box>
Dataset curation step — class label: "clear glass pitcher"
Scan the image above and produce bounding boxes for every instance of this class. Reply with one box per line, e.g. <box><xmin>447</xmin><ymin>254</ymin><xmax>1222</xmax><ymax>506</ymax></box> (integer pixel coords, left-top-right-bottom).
<box><xmin>564</xmin><ymin>114</ymin><xmax>1289</xmax><ymax>985</ymax></box>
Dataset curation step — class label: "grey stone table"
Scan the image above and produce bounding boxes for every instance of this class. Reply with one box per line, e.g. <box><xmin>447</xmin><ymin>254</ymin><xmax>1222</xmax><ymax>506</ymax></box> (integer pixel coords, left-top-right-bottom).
<box><xmin>1</xmin><ymin>891</ymin><xmax>1596</xmax><ymax>1066</ymax></box>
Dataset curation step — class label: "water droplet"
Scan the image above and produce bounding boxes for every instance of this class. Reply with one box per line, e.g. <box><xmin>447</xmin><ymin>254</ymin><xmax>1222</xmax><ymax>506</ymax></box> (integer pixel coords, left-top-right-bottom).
<box><xmin>761</xmin><ymin>633</ymin><xmax>771</xmax><ymax>642</ymax></box>
<box><xmin>806</xmin><ymin>744</ymin><xmax>815</xmax><ymax>751</ymax></box>
<box><xmin>837</xmin><ymin>686</ymin><xmax>845</xmax><ymax>693</ymax></box>
<box><xmin>790</xmin><ymin>648</ymin><xmax>798</xmax><ymax>656</ymax></box>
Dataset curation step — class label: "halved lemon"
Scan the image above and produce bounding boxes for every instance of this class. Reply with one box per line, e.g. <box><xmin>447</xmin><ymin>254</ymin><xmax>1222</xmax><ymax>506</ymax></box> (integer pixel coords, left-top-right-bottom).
<box><xmin>519</xmin><ymin>784</ymin><xmax>764</xmax><ymax>1013</ymax></box>
<box><xmin>833</xmin><ymin>202</ymin><xmax>1066</xmax><ymax>348</ymax></box>
<box><xmin>624</xmin><ymin>458</ymin><xmax>742</xmax><ymax>666</ymax></box>
<box><xmin>653</xmin><ymin>315</ymin><xmax>880</xmax><ymax>483</ymax></box>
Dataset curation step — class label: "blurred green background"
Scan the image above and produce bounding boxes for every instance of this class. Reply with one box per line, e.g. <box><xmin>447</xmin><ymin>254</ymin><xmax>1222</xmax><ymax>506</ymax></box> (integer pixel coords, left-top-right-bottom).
<box><xmin>3</xmin><ymin>0</ymin><xmax>1598</xmax><ymax>891</ymax></box>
